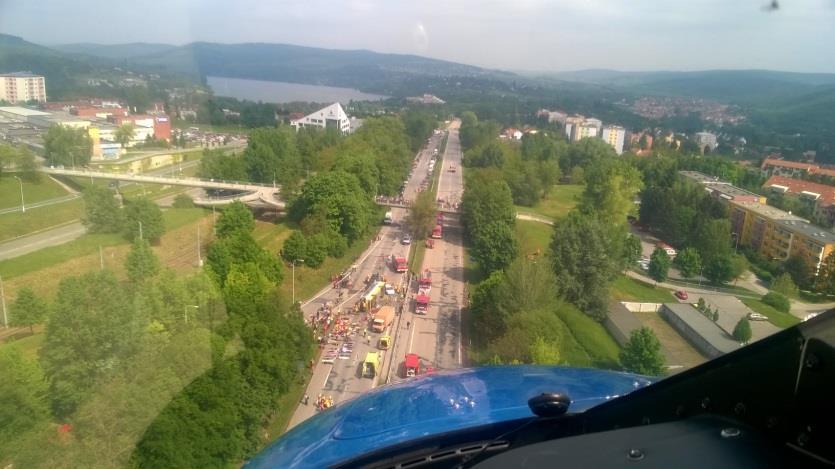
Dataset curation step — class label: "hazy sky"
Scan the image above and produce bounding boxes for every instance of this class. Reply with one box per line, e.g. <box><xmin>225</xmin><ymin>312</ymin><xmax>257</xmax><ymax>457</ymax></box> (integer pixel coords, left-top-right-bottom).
<box><xmin>2</xmin><ymin>0</ymin><xmax>834</xmax><ymax>72</ymax></box>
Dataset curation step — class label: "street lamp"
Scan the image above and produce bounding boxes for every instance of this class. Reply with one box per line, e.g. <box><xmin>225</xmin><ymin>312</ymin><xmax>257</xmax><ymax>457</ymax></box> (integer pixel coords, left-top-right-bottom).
<box><xmin>731</xmin><ymin>232</ymin><xmax>740</xmax><ymax>254</ymax></box>
<box><xmin>184</xmin><ymin>304</ymin><xmax>199</xmax><ymax>324</ymax></box>
<box><xmin>13</xmin><ymin>175</ymin><xmax>25</xmax><ymax>213</ymax></box>
<box><xmin>292</xmin><ymin>259</ymin><xmax>305</xmax><ymax>305</ymax></box>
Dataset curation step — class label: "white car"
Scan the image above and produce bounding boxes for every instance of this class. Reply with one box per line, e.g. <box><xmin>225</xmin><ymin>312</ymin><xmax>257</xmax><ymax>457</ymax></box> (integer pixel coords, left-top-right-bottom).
<box><xmin>402</xmin><ymin>234</ymin><xmax>412</xmax><ymax>245</ymax></box>
<box><xmin>385</xmin><ymin>283</ymin><xmax>396</xmax><ymax>295</ymax></box>
<box><xmin>747</xmin><ymin>312</ymin><xmax>769</xmax><ymax>321</ymax></box>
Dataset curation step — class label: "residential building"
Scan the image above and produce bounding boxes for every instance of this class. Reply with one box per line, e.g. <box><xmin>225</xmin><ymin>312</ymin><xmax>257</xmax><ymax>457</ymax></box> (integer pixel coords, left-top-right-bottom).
<box><xmin>406</xmin><ymin>94</ymin><xmax>446</xmax><ymax>104</ymax></box>
<box><xmin>601</xmin><ymin>125</ymin><xmax>626</xmax><ymax>155</ymax></box>
<box><xmin>0</xmin><ymin>72</ymin><xmax>46</xmax><ymax>104</ymax></box>
<box><xmin>761</xmin><ymin>157</ymin><xmax>835</xmax><ymax>179</ymax></box>
<box><xmin>564</xmin><ymin>115</ymin><xmax>584</xmax><ymax>141</ymax></box>
<box><xmin>536</xmin><ymin>109</ymin><xmax>567</xmax><ymax>124</ymax></box>
<box><xmin>693</xmin><ymin>131</ymin><xmax>718</xmax><ymax>152</ymax></box>
<box><xmin>728</xmin><ymin>200</ymin><xmax>835</xmax><ymax>272</ymax></box>
<box><xmin>763</xmin><ymin>175</ymin><xmax>835</xmax><ymax>225</ymax></box>
<box><xmin>290</xmin><ymin>102</ymin><xmax>351</xmax><ymax>134</ymax></box>
<box><xmin>500</xmin><ymin>127</ymin><xmax>523</xmax><ymax>140</ymax></box>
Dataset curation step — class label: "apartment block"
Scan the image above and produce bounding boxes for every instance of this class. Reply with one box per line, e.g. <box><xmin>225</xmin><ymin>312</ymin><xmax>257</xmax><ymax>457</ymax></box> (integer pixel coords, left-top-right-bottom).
<box><xmin>0</xmin><ymin>72</ymin><xmax>46</xmax><ymax>104</ymax></box>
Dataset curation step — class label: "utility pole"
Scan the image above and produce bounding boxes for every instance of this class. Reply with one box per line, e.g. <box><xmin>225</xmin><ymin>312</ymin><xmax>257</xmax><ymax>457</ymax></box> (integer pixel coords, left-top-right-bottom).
<box><xmin>197</xmin><ymin>224</ymin><xmax>203</xmax><ymax>267</ymax></box>
<box><xmin>0</xmin><ymin>274</ymin><xmax>7</xmax><ymax>328</ymax></box>
<box><xmin>13</xmin><ymin>175</ymin><xmax>25</xmax><ymax>213</ymax></box>
<box><xmin>99</xmin><ymin>245</ymin><xmax>104</xmax><ymax>270</ymax></box>
<box><xmin>138</xmin><ymin>221</ymin><xmax>143</xmax><ymax>240</ymax></box>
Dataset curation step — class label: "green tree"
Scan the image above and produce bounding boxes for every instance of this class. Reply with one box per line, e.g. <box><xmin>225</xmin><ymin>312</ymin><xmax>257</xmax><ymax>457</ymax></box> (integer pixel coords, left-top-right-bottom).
<box><xmin>529</xmin><ymin>336</ymin><xmax>561</xmax><ymax>365</ymax></box>
<box><xmin>216</xmin><ymin>201</ymin><xmax>255</xmax><ymax>239</ymax></box>
<box><xmin>551</xmin><ymin>211</ymin><xmax>625</xmax><ymax>320</ymax></box>
<box><xmin>10</xmin><ymin>287</ymin><xmax>49</xmax><ymax>333</ymax></box>
<box><xmin>648</xmin><ymin>247</ymin><xmax>671</xmax><ymax>283</ymax></box>
<box><xmin>704</xmin><ymin>255</ymin><xmax>734</xmax><ymax>285</ymax></box>
<box><xmin>82</xmin><ymin>185</ymin><xmax>124</xmax><ymax>233</ymax></box>
<box><xmin>771</xmin><ymin>273</ymin><xmax>799</xmax><ymax>297</ymax></box>
<box><xmin>40</xmin><ymin>271</ymin><xmax>146</xmax><ymax>417</ymax></box>
<box><xmin>125</xmin><ymin>238</ymin><xmax>161</xmax><ymax>284</ymax></box>
<box><xmin>762</xmin><ymin>291</ymin><xmax>791</xmax><ymax>314</ymax></box>
<box><xmin>462</xmin><ymin>172</ymin><xmax>518</xmax><ymax>273</ymax></box>
<box><xmin>243</xmin><ymin>127</ymin><xmax>302</xmax><ymax>186</ymax></box>
<box><xmin>0</xmin><ymin>348</ymin><xmax>49</xmax><ymax>447</ymax></box>
<box><xmin>782</xmin><ymin>255</ymin><xmax>814</xmax><ymax>290</ymax></box>
<box><xmin>43</xmin><ymin>124</ymin><xmax>92</xmax><ymax>167</ymax></box>
<box><xmin>733</xmin><ymin>317</ymin><xmax>752</xmax><ymax>343</ymax></box>
<box><xmin>674</xmin><ymin>247</ymin><xmax>702</xmax><ymax>278</ymax></box>
<box><xmin>115</xmin><ymin>123</ymin><xmax>135</xmax><ymax>148</ymax></box>
<box><xmin>579</xmin><ymin>157</ymin><xmax>643</xmax><ymax>223</ymax></box>
<box><xmin>290</xmin><ymin>171</ymin><xmax>374</xmax><ymax>243</ymax></box>
<box><xmin>199</xmin><ymin>149</ymin><xmax>248</xmax><ymax>181</ymax></box>
<box><xmin>624</xmin><ymin>235</ymin><xmax>642</xmax><ymax>267</ymax></box>
<box><xmin>123</xmin><ymin>197</ymin><xmax>165</xmax><ymax>242</ymax></box>
<box><xmin>729</xmin><ymin>254</ymin><xmax>749</xmax><ymax>281</ymax></box>
<box><xmin>406</xmin><ymin>190</ymin><xmax>438</xmax><ymax>239</ymax></box>
<box><xmin>172</xmin><ymin>194</ymin><xmax>194</xmax><ymax>209</ymax></box>
<box><xmin>281</xmin><ymin>231</ymin><xmax>307</xmax><ymax>263</ymax></box>
<box><xmin>620</xmin><ymin>327</ymin><xmax>666</xmax><ymax>375</ymax></box>
<box><xmin>206</xmin><ymin>232</ymin><xmax>283</xmax><ymax>285</ymax></box>
<box><xmin>569</xmin><ymin>165</ymin><xmax>585</xmax><ymax>184</ymax></box>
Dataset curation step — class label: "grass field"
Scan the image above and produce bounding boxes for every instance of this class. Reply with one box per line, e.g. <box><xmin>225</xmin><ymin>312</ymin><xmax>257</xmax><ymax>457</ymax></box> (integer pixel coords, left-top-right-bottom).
<box><xmin>0</xmin><ymin>174</ymin><xmax>70</xmax><ymax>210</ymax></box>
<box><xmin>516</xmin><ymin>219</ymin><xmax>552</xmax><ymax>260</ymax></box>
<box><xmin>741</xmin><ymin>299</ymin><xmax>802</xmax><ymax>328</ymax></box>
<box><xmin>611</xmin><ymin>275</ymin><xmax>675</xmax><ymax>302</ymax></box>
<box><xmin>515</xmin><ymin>184</ymin><xmax>582</xmax><ymax>221</ymax></box>
<box><xmin>555</xmin><ymin>303</ymin><xmax>621</xmax><ymax>368</ymax></box>
<box><xmin>0</xmin><ymin>197</ymin><xmax>85</xmax><ymax>242</ymax></box>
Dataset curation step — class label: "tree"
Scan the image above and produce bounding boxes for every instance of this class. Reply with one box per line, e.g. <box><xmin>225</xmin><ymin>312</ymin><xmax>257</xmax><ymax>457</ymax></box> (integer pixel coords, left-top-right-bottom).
<box><xmin>762</xmin><ymin>292</ymin><xmax>791</xmax><ymax>314</ymax></box>
<box><xmin>125</xmin><ymin>239</ymin><xmax>160</xmax><ymax>284</ymax></box>
<box><xmin>579</xmin><ymin>157</ymin><xmax>643</xmax><ymax>223</ymax></box>
<box><xmin>281</xmin><ymin>231</ymin><xmax>307</xmax><ymax>263</ymax></box>
<box><xmin>406</xmin><ymin>190</ymin><xmax>437</xmax><ymax>239</ymax></box>
<box><xmin>215</xmin><ymin>201</ymin><xmax>254</xmax><ymax>239</ymax></box>
<box><xmin>243</xmin><ymin>127</ymin><xmax>302</xmax><ymax>185</ymax></box>
<box><xmin>704</xmin><ymin>255</ymin><xmax>734</xmax><ymax>285</ymax></box>
<box><xmin>733</xmin><ymin>317</ymin><xmax>752</xmax><ymax>343</ymax></box>
<box><xmin>782</xmin><ymin>255</ymin><xmax>814</xmax><ymax>290</ymax></box>
<box><xmin>551</xmin><ymin>211</ymin><xmax>627</xmax><ymax>320</ymax></box>
<box><xmin>462</xmin><ymin>172</ymin><xmax>518</xmax><ymax>274</ymax></box>
<box><xmin>10</xmin><ymin>287</ymin><xmax>49</xmax><ymax>333</ymax></box>
<box><xmin>82</xmin><ymin>185</ymin><xmax>124</xmax><ymax>233</ymax></box>
<box><xmin>0</xmin><ymin>348</ymin><xmax>49</xmax><ymax>444</ymax></box>
<box><xmin>290</xmin><ymin>171</ymin><xmax>374</xmax><ymax>243</ymax></box>
<box><xmin>620</xmin><ymin>327</ymin><xmax>666</xmax><ymax>376</ymax></box>
<box><xmin>674</xmin><ymin>247</ymin><xmax>702</xmax><ymax>278</ymax></box>
<box><xmin>569</xmin><ymin>165</ymin><xmax>585</xmax><ymax>184</ymax></box>
<box><xmin>471</xmin><ymin>220</ymin><xmax>519</xmax><ymax>275</ymax></box>
<box><xmin>624</xmin><ymin>235</ymin><xmax>642</xmax><ymax>267</ymax></box>
<box><xmin>529</xmin><ymin>336</ymin><xmax>561</xmax><ymax>365</ymax></box>
<box><xmin>115</xmin><ymin>123</ymin><xmax>136</xmax><ymax>148</ymax></box>
<box><xmin>648</xmin><ymin>247</ymin><xmax>671</xmax><ymax>283</ymax></box>
<box><xmin>40</xmin><ymin>271</ymin><xmax>146</xmax><ymax>417</ymax></box>
<box><xmin>43</xmin><ymin>124</ymin><xmax>92</xmax><ymax>167</ymax></box>
<box><xmin>172</xmin><ymin>194</ymin><xmax>194</xmax><ymax>209</ymax></box>
<box><xmin>771</xmin><ymin>273</ymin><xmax>799</xmax><ymax>297</ymax></box>
<box><xmin>206</xmin><ymin>232</ymin><xmax>283</xmax><ymax>285</ymax></box>
<box><xmin>123</xmin><ymin>197</ymin><xmax>165</xmax><ymax>242</ymax></box>
<box><xmin>199</xmin><ymin>149</ymin><xmax>248</xmax><ymax>181</ymax></box>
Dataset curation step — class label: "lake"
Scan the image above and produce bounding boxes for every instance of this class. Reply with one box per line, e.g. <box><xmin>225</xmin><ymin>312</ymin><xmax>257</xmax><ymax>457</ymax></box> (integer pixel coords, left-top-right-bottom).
<box><xmin>207</xmin><ymin>76</ymin><xmax>388</xmax><ymax>104</ymax></box>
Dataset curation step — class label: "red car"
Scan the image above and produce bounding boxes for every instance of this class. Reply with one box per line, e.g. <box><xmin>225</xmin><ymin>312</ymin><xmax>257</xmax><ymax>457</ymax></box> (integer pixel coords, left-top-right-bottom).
<box><xmin>675</xmin><ymin>290</ymin><xmax>688</xmax><ymax>301</ymax></box>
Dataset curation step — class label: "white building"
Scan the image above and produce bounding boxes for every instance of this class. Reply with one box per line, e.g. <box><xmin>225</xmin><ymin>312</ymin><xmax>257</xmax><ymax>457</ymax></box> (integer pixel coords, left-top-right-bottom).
<box><xmin>290</xmin><ymin>102</ymin><xmax>351</xmax><ymax>134</ymax></box>
<box><xmin>693</xmin><ymin>131</ymin><xmax>718</xmax><ymax>151</ymax></box>
<box><xmin>0</xmin><ymin>72</ymin><xmax>47</xmax><ymax>104</ymax></box>
<box><xmin>575</xmin><ymin>121</ymin><xmax>600</xmax><ymax>141</ymax></box>
<box><xmin>601</xmin><ymin>125</ymin><xmax>626</xmax><ymax>155</ymax></box>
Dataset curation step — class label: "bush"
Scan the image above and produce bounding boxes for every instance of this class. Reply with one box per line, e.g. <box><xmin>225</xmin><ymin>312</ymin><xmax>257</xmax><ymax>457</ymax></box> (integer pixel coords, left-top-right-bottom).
<box><xmin>733</xmin><ymin>317</ymin><xmax>752</xmax><ymax>343</ymax></box>
<box><xmin>761</xmin><ymin>292</ymin><xmax>791</xmax><ymax>314</ymax></box>
<box><xmin>172</xmin><ymin>194</ymin><xmax>194</xmax><ymax>208</ymax></box>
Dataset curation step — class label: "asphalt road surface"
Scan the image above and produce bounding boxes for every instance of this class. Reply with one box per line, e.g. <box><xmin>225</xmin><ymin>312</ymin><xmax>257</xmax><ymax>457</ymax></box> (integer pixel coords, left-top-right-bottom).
<box><xmin>286</xmin><ymin>130</ymin><xmax>446</xmax><ymax>430</ymax></box>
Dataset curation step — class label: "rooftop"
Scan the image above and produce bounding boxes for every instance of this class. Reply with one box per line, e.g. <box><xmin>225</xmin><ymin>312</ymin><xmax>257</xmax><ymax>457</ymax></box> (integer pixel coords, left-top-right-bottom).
<box><xmin>728</xmin><ymin>199</ymin><xmax>807</xmax><ymax>222</ymax></box>
<box><xmin>775</xmin><ymin>219</ymin><xmax>835</xmax><ymax>243</ymax></box>
<box><xmin>763</xmin><ymin>175</ymin><xmax>835</xmax><ymax>207</ymax></box>
<box><xmin>0</xmin><ymin>106</ymin><xmax>51</xmax><ymax>117</ymax></box>
<box><xmin>704</xmin><ymin>182</ymin><xmax>762</xmax><ymax>200</ymax></box>
<box><xmin>680</xmin><ymin>170</ymin><xmax>722</xmax><ymax>184</ymax></box>
<box><xmin>0</xmin><ymin>71</ymin><xmax>42</xmax><ymax>78</ymax></box>
<box><xmin>662</xmin><ymin>303</ymin><xmax>741</xmax><ymax>355</ymax></box>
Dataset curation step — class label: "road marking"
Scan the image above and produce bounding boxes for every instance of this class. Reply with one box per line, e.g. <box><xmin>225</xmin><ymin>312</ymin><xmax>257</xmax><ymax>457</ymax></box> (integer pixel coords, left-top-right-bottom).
<box><xmin>321</xmin><ymin>365</ymin><xmax>333</xmax><ymax>389</ymax></box>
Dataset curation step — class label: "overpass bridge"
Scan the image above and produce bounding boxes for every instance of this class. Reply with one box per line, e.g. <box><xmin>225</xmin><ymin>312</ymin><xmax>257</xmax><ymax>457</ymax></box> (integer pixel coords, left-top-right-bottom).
<box><xmin>375</xmin><ymin>197</ymin><xmax>460</xmax><ymax>215</ymax></box>
<box><xmin>41</xmin><ymin>167</ymin><xmax>285</xmax><ymax>208</ymax></box>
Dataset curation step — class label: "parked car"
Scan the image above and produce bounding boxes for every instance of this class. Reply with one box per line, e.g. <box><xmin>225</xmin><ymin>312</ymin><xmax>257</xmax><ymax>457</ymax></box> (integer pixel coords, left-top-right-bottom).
<box><xmin>402</xmin><ymin>234</ymin><xmax>412</xmax><ymax>245</ymax></box>
<box><xmin>385</xmin><ymin>283</ymin><xmax>396</xmax><ymax>295</ymax></box>
<box><xmin>748</xmin><ymin>312</ymin><xmax>769</xmax><ymax>321</ymax></box>
<box><xmin>675</xmin><ymin>290</ymin><xmax>689</xmax><ymax>301</ymax></box>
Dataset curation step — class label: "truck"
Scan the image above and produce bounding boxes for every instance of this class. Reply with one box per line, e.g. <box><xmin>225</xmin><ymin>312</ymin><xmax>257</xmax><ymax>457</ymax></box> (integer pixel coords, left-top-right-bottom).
<box><xmin>415</xmin><ymin>294</ymin><xmax>429</xmax><ymax>315</ymax></box>
<box><xmin>372</xmin><ymin>306</ymin><xmax>395</xmax><ymax>332</ymax></box>
<box><xmin>431</xmin><ymin>224</ymin><xmax>443</xmax><ymax>239</ymax></box>
<box><xmin>392</xmin><ymin>255</ymin><xmax>408</xmax><ymax>273</ymax></box>
<box><xmin>384</xmin><ymin>211</ymin><xmax>393</xmax><ymax>224</ymax></box>
<box><xmin>405</xmin><ymin>353</ymin><xmax>421</xmax><ymax>377</ymax></box>
<box><xmin>419</xmin><ymin>270</ymin><xmax>432</xmax><ymax>294</ymax></box>
<box><xmin>363</xmin><ymin>352</ymin><xmax>380</xmax><ymax>378</ymax></box>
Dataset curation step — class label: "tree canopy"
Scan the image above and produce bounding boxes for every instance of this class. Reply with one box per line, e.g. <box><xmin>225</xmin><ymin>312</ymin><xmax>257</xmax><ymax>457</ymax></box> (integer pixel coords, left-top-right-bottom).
<box><xmin>620</xmin><ymin>327</ymin><xmax>666</xmax><ymax>376</ymax></box>
<box><xmin>43</xmin><ymin>124</ymin><xmax>92</xmax><ymax>167</ymax></box>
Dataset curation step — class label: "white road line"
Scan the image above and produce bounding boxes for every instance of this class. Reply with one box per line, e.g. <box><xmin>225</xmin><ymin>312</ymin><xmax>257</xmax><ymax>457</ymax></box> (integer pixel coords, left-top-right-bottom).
<box><xmin>321</xmin><ymin>365</ymin><xmax>333</xmax><ymax>389</ymax></box>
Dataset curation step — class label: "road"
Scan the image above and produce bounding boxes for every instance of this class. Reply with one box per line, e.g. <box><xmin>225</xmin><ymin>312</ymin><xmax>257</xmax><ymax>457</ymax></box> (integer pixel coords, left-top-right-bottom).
<box><xmin>286</xmin><ymin>130</ymin><xmax>446</xmax><ymax>430</ymax></box>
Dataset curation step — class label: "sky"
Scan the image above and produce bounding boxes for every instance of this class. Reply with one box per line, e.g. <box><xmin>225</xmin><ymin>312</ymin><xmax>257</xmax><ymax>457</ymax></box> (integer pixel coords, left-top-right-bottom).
<box><xmin>1</xmin><ymin>0</ymin><xmax>835</xmax><ymax>73</ymax></box>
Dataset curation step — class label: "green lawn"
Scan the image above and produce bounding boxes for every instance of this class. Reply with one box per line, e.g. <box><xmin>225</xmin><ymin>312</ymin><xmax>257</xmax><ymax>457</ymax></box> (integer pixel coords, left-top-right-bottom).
<box><xmin>0</xmin><ymin>197</ymin><xmax>85</xmax><ymax>242</ymax></box>
<box><xmin>516</xmin><ymin>219</ymin><xmax>553</xmax><ymax>259</ymax></box>
<box><xmin>742</xmin><ymin>299</ymin><xmax>802</xmax><ymax>329</ymax></box>
<box><xmin>515</xmin><ymin>184</ymin><xmax>583</xmax><ymax>221</ymax></box>
<box><xmin>0</xmin><ymin>208</ymin><xmax>208</xmax><ymax>279</ymax></box>
<box><xmin>611</xmin><ymin>275</ymin><xmax>674</xmax><ymax>302</ymax></box>
<box><xmin>0</xmin><ymin>174</ymin><xmax>70</xmax><ymax>210</ymax></box>
<box><xmin>555</xmin><ymin>304</ymin><xmax>621</xmax><ymax>368</ymax></box>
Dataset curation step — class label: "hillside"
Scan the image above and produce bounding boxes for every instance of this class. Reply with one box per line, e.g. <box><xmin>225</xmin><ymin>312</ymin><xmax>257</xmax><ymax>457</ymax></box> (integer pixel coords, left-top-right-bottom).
<box><xmin>51</xmin><ymin>42</ymin><xmax>178</xmax><ymax>60</ymax></box>
<box><xmin>0</xmin><ymin>34</ymin><xmax>98</xmax><ymax>98</ymax></box>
